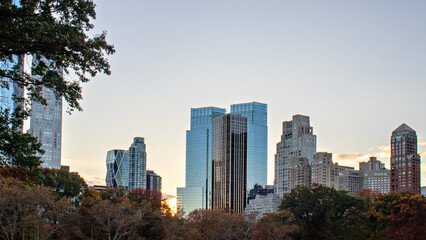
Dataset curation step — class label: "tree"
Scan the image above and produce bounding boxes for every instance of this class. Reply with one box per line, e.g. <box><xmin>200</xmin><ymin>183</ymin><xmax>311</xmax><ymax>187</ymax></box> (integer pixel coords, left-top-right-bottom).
<box><xmin>0</xmin><ymin>178</ymin><xmax>74</xmax><ymax>240</ymax></box>
<box><xmin>183</xmin><ymin>209</ymin><xmax>251</xmax><ymax>240</ymax></box>
<box><xmin>0</xmin><ymin>0</ymin><xmax>114</xmax><ymax>167</ymax></box>
<box><xmin>0</xmin><ymin>108</ymin><xmax>42</xmax><ymax>168</ymax></box>
<box><xmin>39</xmin><ymin>167</ymin><xmax>88</xmax><ymax>199</ymax></box>
<box><xmin>253</xmin><ymin>210</ymin><xmax>299</xmax><ymax>240</ymax></box>
<box><xmin>280</xmin><ymin>184</ymin><xmax>364</xmax><ymax>240</ymax></box>
<box><xmin>386</xmin><ymin>193</ymin><xmax>426</xmax><ymax>240</ymax></box>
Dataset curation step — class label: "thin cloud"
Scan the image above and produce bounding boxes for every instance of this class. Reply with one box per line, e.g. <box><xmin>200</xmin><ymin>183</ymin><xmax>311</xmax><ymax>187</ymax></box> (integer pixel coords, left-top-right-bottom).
<box><xmin>86</xmin><ymin>177</ymin><xmax>105</xmax><ymax>186</ymax></box>
<box><xmin>334</xmin><ymin>153</ymin><xmax>364</xmax><ymax>161</ymax></box>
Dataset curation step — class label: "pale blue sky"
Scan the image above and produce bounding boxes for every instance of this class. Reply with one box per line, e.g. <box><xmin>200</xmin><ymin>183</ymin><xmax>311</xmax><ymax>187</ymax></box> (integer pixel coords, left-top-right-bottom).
<box><xmin>61</xmin><ymin>1</ymin><xmax>426</xmax><ymax>197</ymax></box>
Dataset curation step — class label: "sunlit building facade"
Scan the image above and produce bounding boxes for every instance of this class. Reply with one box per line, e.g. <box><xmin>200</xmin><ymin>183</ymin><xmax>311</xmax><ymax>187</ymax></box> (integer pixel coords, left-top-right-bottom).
<box><xmin>231</xmin><ymin>102</ymin><xmax>267</xmax><ymax>191</ymax></box>
<box><xmin>177</xmin><ymin>107</ymin><xmax>226</xmax><ymax>213</ymax></box>
<box><xmin>105</xmin><ymin>149</ymin><xmax>129</xmax><ymax>188</ymax></box>
<box><xmin>311</xmin><ymin>152</ymin><xmax>339</xmax><ymax>189</ymax></box>
<box><xmin>274</xmin><ymin>115</ymin><xmax>316</xmax><ymax>196</ymax></box>
<box><xmin>360</xmin><ymin>157</ymin><xmax>390</xmax><ymax>194</ymax></box>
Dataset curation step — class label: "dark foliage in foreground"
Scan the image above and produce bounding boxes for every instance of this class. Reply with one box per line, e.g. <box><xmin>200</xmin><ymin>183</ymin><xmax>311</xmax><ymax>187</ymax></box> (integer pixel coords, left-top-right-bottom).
<box><xmin>1</xmin><ymin>169</ymin><xmax>425</xmax><ymax>240</ymax></box>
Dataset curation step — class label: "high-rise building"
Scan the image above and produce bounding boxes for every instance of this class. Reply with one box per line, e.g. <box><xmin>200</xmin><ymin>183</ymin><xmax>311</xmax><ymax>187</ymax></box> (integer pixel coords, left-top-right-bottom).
<box><xmin>28</xmin><ymin>87</ymin><xmax>63</xmax><ymax>169</ymax></box>
<box><xmin>288</xmin><ymin>157</ymin><xmax>311</xmax><ymax>190</ymax></box>
<box><xmin>177</xmin><ymin>107</ymin><xmax>226</xmax><ymax>213</ymax></box>
<box><xmin>360</xmin><ymin>157</ymin><xmax>385</xmax><ymax>172</ymax></box>
<box><xmin>311</xmin><ymin>152</ymin><xmax>339</xmax><ymax>189</ymax></box>
<box><xmin>360</xmin><ymin>157</ymin><xmax>390</xmax><ymax>194</ymax></box>
<box><xmin>105</xmin><ymin>149</ymin><xmax>129</xmax><ymax>188</ymax></box>
<box><xmin>128</xmin><ymin>137</ymin><xmax>147</xmax><ymax>190</ymax></box>
<box><xmin>230</xmin><ymin>102</ymin><xmax>267</xmax><ymax>191</ymax></box>
<box><xmin>211</xmin><ymin>114</ymin><xmax>248</xmax><ymax>213</ymax></box>
<box><xmin>274</xmin><ymin>115</ymin><xmax>316</xmax><ymax>196</ymax></box>
<box><xmin>390</xmin><ymin>124</ymin><xmax>421</xmax><ymax>194</ymax></box>
<box><xmin>146</xmin><ymin>170</ymin><xmax>162</xmax><ymax>192</ymax></box>
<box><xmin>0</xmin><ymin>55</ymin><xmax>25</xmax><ymax>128</ymax></box>
<box><xmin>338</xmin><ymin>168</ymin><xmax>363</xmax><ymax>196</ymax></box>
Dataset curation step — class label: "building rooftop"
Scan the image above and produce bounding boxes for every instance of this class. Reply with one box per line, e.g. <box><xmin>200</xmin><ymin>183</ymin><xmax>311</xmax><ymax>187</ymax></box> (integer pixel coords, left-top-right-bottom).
<box><xmin>392</xmin><ymin>123</ymin><xmax>416</xmax><ymax>135</ymax></box>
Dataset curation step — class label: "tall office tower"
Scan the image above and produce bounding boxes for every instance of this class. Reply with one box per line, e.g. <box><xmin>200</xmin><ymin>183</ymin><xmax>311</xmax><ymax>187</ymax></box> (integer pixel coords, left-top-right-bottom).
<box><xmin>390</xmin><ymin>124</ymin><xmax>421</xmax><ymax>194</ymax></box>
<box><xmin>288</xmin><ymin>157</ymin><xmax>311</xmax><ymax>190</ymax></box>
<box><xmin>360</xmin><ymin>157</ymin><xmax>390</xmax><ymax>194</ymax></box>
<box><xmin>231</xmin><ymin>102</ymin><xmax>267</xmax><ymax>191</ymax></box>
<box><xmin>177</xmin><ymin>107</ymin><xmax>226</xmax><ymax>213</ymax></box>
<box><xmin>146</xmin><ymin>170</ymin><xmax>162</xmax><ymax>192</ymax></box>
<box><xmin>128</xmin><ymin>137</ymin><xmax>147</xmax><ymax>190</ymax></box>
<box><xmin>311</xmin><ymin>152</ymin><xmax>339</xmax><ymax>189</ymax></box>
<box><xmin>274</xmin><ymin>115</ymin><xmax>316</xmax><ymax>196</ymax></box>
<box><xmin>105</xmin><ymin>149</ymin><xmax>129</xmax><ymax>188</ymax></box>
<box><xmin>28</xmin><ymin>87</ymin><xmax>62</xmax><ymax>169</ymax></box>
<box><xmin>211</xmin><ymin>114</ymin><xmax>248</xmax><ymax>213</ymax></box>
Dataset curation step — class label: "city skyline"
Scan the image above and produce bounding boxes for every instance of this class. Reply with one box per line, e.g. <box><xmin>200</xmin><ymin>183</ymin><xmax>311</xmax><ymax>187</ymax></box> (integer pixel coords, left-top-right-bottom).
<box><xmin>57</xmin><ymin>1</ymin><xmax>426</xmax><ymax>201</ymax></box>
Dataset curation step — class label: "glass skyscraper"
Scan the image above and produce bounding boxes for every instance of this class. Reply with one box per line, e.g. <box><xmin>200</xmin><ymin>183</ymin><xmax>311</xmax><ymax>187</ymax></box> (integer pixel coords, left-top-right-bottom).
<box><xmin>211</xmin><ymin>113</ymin><xmax>248</xmax><ymax>213</ymax></box>
<box><xmin>106</xmin><ymin>149</ymin><xmax>129</xmax><ymax>188</ymax></box>
<box><xmin>128</xmin><ymin>137</ymin><xmax>147</xmax><ymax>190</ymax></box>
<box><xmin>0</xmin><ymin>56</ymin><xmax>24</xmax><ymax>116</ymax></box>
<box><xmin>231</xmin><ymin>102</ymin><xmax>267</xmax><ymax>191</ymax></box>
<box><xmin>177</xmin><ymin>107</ymin><xmax>226</xmax><ymax>213</ymax></box>
<box><xmin>28</xmin><ymin>87</ymin><xmax>63</xmax><ymax>169</ymax></box>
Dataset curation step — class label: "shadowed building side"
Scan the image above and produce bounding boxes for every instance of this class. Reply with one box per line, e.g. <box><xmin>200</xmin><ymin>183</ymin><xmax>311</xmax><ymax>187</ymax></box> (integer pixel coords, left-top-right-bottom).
<box><xmin>212</xmin><ymin>113</ymin><xmax>247</xmax><ymax>213</ymax></box>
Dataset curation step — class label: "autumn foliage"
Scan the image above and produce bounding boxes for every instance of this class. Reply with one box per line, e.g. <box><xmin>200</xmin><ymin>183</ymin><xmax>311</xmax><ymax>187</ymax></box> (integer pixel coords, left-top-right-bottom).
<box><xmin>1</xmin><ymin>169</ymin><xmax>425</xmax><ymax>240</ymax></box>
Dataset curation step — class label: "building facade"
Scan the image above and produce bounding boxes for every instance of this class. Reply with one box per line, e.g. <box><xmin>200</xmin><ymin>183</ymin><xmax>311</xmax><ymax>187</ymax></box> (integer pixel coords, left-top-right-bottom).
<box><xmin>128</xmin><ymin>137</ymin><xmax>147</xmax><ymax>190</ymax></box>
<box><xmin>105</xmin><ymin>149</ymin><xmax>129</xmax><ymax>188</ymax></box>
<box><xmin>247</xmin><ymin>184</ymin><xmax>274</xmax><ymax>203</ymax></box>
<box><xmin>288</xmin><ymin>157</ymin><xmax>311</xmax><ymax>190</ymax></box>
<box><xmin>28</xmin><ymin>87</ymin><xmax>62</xmax><ymax>169</ymax></box>
<box><xmin>230</xmin><ymin>102</ymin><xmax>267</xmax><ymax>191</ymax></box>
<box><xmin>211</xmin><ymin>114</ymin><xmax>248</xmax><ymax>213</ymax></box>
<box><xmin>360</xmin><ymin>157</ymin><xmax>390</xmax><ymax>194</ymax></box>
<box><xmin>244</xmin><ymin>193</ymin><xmax>281</xmax><ymax>220</ymax></box>
<box><xmin>177</xmin><ymin>107</ymin><xmax>226</xmax><ymax>213</ymax></box>
<box><xmin>390</xmin><ymin>124</ymin><xmax>421</xmax><ymax>194</ymax></box>
<box><xmin>146</xmin><ymin>170</ymin><xmax>162</xmax><ymax>192</ymax></box>
<box><xmin>338</xmin><ymin>169</ymin><xmax>363</xmax><ymax>196</ymax></box>
<box><xmin>274</xmin><ymin>115</ymin><xmax>316</xmax><ymax>196</ymax></box>
<box><xmin>311</xmin><ymin>152</ymin><xmax>339</xmax><ymax>189</ymax></box>
<box><xmin>0</xmin><ymin>56</ymin><xmax>24</xmax><ymax>113</ymax></box>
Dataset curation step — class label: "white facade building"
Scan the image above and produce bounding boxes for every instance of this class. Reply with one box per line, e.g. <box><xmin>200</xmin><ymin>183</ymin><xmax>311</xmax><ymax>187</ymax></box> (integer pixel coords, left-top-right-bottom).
<box><xmin>274</xmin><ymin>115</ymin><xmax>316</xmax><ymax>196</ymax></box>
<box><xmin>244</xmin><ymin>193</ymin><xmax>281</xmax><ymax>220</ymax></box>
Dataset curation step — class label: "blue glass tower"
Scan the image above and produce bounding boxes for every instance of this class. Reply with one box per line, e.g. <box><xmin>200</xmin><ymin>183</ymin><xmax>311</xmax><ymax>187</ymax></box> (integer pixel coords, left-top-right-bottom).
<box><xmin>105</xmin><ymin>149</ymin><xmax>129</xmax><ymax>188</ymax></box>
<box><xmin>0</xmin><ymin>56</ymin><xmax>24</xmax><ymax>114</ymax></box>
<box><xmin>231</xmin><ymin>102</ymin><xmax>267</xmax><ymax>191</ymax></box>
<box><xmin>177</xmin><ymin>107</ymin><xmax>226</xmax><ymax>213</ymax></box>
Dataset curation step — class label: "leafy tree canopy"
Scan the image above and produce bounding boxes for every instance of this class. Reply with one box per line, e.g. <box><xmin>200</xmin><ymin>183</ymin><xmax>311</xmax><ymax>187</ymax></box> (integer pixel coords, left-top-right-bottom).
<box><xmin>0</xmin><ymin>0</ymin><xmax>114</xmax><ymax>168</ymax></box>
<box><xmin>280</xmin><ymin>184</ymin><xmax>364</xmax><ymax>240</ymax></box>
<box><xmin>0</xmin><ymin>0</ymin><xmax>115</xmax><ymax>111</ymax></box>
